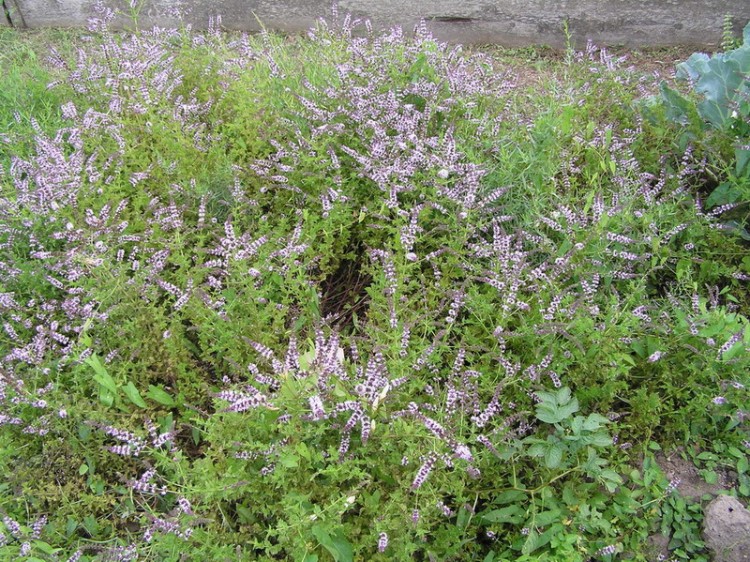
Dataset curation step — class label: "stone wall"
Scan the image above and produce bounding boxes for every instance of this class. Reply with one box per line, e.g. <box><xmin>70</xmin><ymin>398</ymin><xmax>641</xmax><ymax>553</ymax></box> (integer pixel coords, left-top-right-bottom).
<box><xmin>3</xmin><ymin>0</ymin><xmax>750</xmax><ymax>47</ymax></box>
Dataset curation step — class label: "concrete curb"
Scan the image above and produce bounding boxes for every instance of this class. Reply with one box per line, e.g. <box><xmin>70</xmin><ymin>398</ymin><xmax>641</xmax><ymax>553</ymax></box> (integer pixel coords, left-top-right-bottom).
<box><xmin>6</xmin><ymin>0</ymin><xmax>750</xmax><ymax>47</ymax></box>
<box><xmin>2</xmin><ymin>0</ymin><xmax>25</xmax><ymax>27</ymax></box>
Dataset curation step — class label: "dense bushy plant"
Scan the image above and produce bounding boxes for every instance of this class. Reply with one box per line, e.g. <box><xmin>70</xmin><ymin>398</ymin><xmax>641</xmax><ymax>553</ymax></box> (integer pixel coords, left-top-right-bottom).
<box><xmin>1</xmin><ymin>6</ymin><xmax>749</xmax><ymax>561</ymax></box>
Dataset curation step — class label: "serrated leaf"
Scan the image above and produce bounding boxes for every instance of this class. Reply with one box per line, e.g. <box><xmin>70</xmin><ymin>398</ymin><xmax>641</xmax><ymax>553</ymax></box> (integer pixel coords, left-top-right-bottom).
<box><xmin>582</xmin><ymin>414</ymin><xmax>609</xmax><ymax>431</ymax></box>
<box><xmin>528</xmin><ymin>443</ymin><xmax>547</xmax><ymax>457</ymax></box>
<box><xmin>570</xmin><ymin>416</ymin><xmax>584</xmax><ymax>434</ymax></box>
<box><xmin>279</xmin><ymin>453</ymin><xmax>299</xmax><ymax>468</ymax></box>
<box><xmin>535</xmin><ymin>405</ymin><xmax>563</xmax><ymax>424</ymax></box>
<box><xmin>588</xmin><ymin>433</ymin><xmax>614</xmax><ymax>447</ymax></box>
<box><xmin>146</xmin><ymin>385</ymin><xmax>175</xmax><ymax>406</ymax></box>
<box><xmin>556</xmin><ymin>398</ymin><xmax>580</xmax><ymax>420</ymax></box>
<box><xmin>534</xmin><ymin>390</ymin><xmax>557</xmax><ymax>405</ymax></box>
<box><xmin>556</xmin><ymin>387</ymin><xmax>572</xmax><ymax>405</ymax></box>
<box><xmin>545</xmin><ymin>445</ymin><xmax>564</xmax><ymax>469</ymax></box>
<box><xmin>123</xmin><ymin>382</ymin><xmax>147</xmax><ymax>408</ymax></box>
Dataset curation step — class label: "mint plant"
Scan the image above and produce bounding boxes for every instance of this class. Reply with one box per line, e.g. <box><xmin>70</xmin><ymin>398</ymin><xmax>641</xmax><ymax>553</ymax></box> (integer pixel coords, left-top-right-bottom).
<box><xmin>1</xmin><ymin>6</ymin><xmax>749</xmax><ymax>562</ymax></box>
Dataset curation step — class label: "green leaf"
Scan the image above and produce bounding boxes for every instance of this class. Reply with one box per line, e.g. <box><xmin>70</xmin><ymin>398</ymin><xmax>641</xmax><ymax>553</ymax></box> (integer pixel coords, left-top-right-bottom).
<box><xmin>87</xmin><ymin>355</ymin><xmax>118</xmax><ymax>395</ymax></box>
<box><xmin>534</xmin><ymin>390</ymin><xmax>557</xmax><ymax>404</ymax></box>
<box><xmin>528</xmin><ymin>443</ymin><xmax>547</xmax><ymax>457</ymax></box>
<box><xmin>588</xmin><ymin>433</ymin><xmax>614</xmax><ymax>447</ymax></box>
<box><xmin>659</xmin><ymin>82</ymin><xmax>693</xmax><ymax>125</ymax></box>
<box><xmin>123</xmin><ymin>382</ymin><xmax>147</xmax><ymax>408</ymax></box>
<box><xmin>582</xmin><ymin>414</ymin><xmax>609</xmax><ymax>431</ymax></box>
<box><xmin>32</xmin><ymin>541</ymin><xmax>58</xmax><ymax>555</ymax></box>
<box><xmin>600</xmin><ymin>469</ymin><xmax>624</xmax><ymax>492</ymax></box>
<box><xmin>98</xmin><ymin>389</ymin><xmax>114</xmax><ymax>407</ymax></box>
<box><xmin>146</xmin><ymin>385</ymin><xmax>175</xmax><ymax>407</ymax></box>
<box><xmin>556</xmin><ymin>387</ymin><xmax>572</xmax><ymax>405</ymax></box>
<box><xmin>480</xmin><ymin>505</ymin><xmax>524</xmax><ymax>524</ymax></box>
<box><xmin>706</xmin><ymin>182</ymin><xmax>744</xmax><ymax>208</ymax></box>
<box><xmin>535</xmin><ymin>407</ymin><xmax>563</xmax><ymax>424</ymax></box>
<box><xmin>332</xmin><ymin>531</ymin><xmax>354</xmax><ymax>562</ymax></box>
<box><xmin>522</xmin><ymin>529</ymin><xmax>542</xmax><ymax>555</ymax></box>
<box><xmin>65</xmin><ymin>518</ymin><xmax>77</xmax><ymax>538</ymax></box>
<box><xmin>312</xmin><ymin>526</ymin><xmax>353</xmax><ymax>562</ymax></box>
<box><xmin>570</xmin><ymin>416</ymin><xmax>584</xmax><ymax>434</ymax></box>
<box><xmin>279</xmin><ymin>453</ymin><xmax>299</xmax><ymax>468</ymax></box>
<box><xmin>534</xmin><ymin>509</ymin><xmax>562</xmax><ymax>527</ymax></box>
<box><xmin>736</xmin><ymin>146</ymin><xmax>750</xmax><ymax>176</ymax></box>
<box><xmin>556</xmin><ymin>398</ymin><xmax>580</xmax><ymax>420</ymax></box>
<box><xmin>703</xmin><ymin>470</ymin><xmax>719</xmax><ymax>485</ymax></box>
<box><xmin>492</xmin><ymin>490</ymin><xmax>527</xmax><ymax>505</ymax></box>
<box><xmin>545</xmin><ymin>444</ymin><xmax>564</xmax><ymax>469</ymax></box>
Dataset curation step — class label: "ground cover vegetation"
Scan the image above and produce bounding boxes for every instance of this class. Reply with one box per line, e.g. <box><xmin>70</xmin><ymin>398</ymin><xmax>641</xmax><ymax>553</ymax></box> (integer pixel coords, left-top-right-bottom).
<box><xmin>0</xmin><ymin>4</ymin><xmax>749</xmax><ymax>561</ymax></box>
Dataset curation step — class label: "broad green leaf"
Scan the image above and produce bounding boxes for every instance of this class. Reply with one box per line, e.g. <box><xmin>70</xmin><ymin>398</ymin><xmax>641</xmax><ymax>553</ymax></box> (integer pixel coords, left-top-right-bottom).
<box><xmin>736</xmin><ymin>147</ymin><xmax>750</xmax><ymax>176</ymax></box>
<box><xmin>535</xmin><ymin>405</ymin><xmax>563</xmax><ymax>424</ymax></box>
<box><xmin>582</xmin><ymin>414</ymin><xmax>609</xmax><ymax>431</ymax></box>
<box><xmin>545</xmin><ymin>444</ymin><xmax>564</xmax><ymax>469</ymax></box>
<box><xmin>123</xmin><ymin>382</ymin><xmax>147</xmax><ymax>408</ymax></box>
<box><xmin>311</xmin><ymin>526</ymin><xmax>353</xmax><ymax>562</ymax></box>
<box><xmin>528</xmin><ymin>443</ymin><xmax>547</xmax><ymax>457</ymax></box>
<box><xmin>676</xmin><ymin>52</ymin><xmax>710</xmax><ymax>82</ymax></box>
<box><xmin>659</xmin><ymin>83</ymin><xmax>692</xmax><ymax>125</ymax></box>
<box><xmin>570</xmin><ymin>416</ymin><xmax>584</xmax><ymax>434</ymax></box>
<box><xmin>147</xmin><ymin>385</ymin><xmax>175</xmax><ymax>406</ymax></box>
<box><xmin>556</xmin><ymin>398</ymin><xmax>580</xmax><ymax>420</ymax></box>
<box><xmin>588</xmin><ymin>433</ymin><xmax>614</xmax><ymax>447</ymax></box>
<box><xmin>556</xmin><ymin>387</ymin><xmax>571</xmax><ymax>405</ymax></box>
<box><xmin>492</xmin><ymin>490</ymin><xmax>527</xmax><ymax>505</ymax></box>
<box><xmin>329</xmin><ymin>532</ymin><xmax>353</xmax><ymax>562</ymax></box>
<box><xmin>279</xmin><ymin>453</ymin><xmax>299</xmax><ymax>468</ymax></box>
<box><xmin>32</xmin><ymin>541</ymin><xmax>58</xmax><ymax>555</ymax></box>
<box><xmin>534</xmin><ymin>509</ymin><xmax>562</xmax><ymax>527</ymax></box>
<box><xmin>706</xmin><ymin>182</ymin><xmax>743</xmax><ymax>208</ymax></box>
<box><xmin>522</xmin><ymin>529</ymin><xmax>542</xmax><ymax>555</ymax></box>
<box><xmin>480</xmin><ymin>505</ymin><xmax>524</xmax><ymax>524</ymax></box>
<box><xmin>99</xmin><ymin>389</ymin><xmax>114</xmax><ymax>408</ymax></box>
<box><xmin>534</xmin><ymin>390</ymin><xmax>557</xmax><ymax>404</ymax></box>
<box><xmin>312</xmin><ymin>525</ymin><xmax>334</xmax><ymax>554</ymax></box>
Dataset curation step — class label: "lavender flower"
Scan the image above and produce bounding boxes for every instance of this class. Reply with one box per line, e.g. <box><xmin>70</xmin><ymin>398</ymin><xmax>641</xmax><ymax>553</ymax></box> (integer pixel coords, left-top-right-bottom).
<box><xmin>378</xmin><ymin>532</ymin><xmax>389</xmax><ymax>552</ymax></box>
